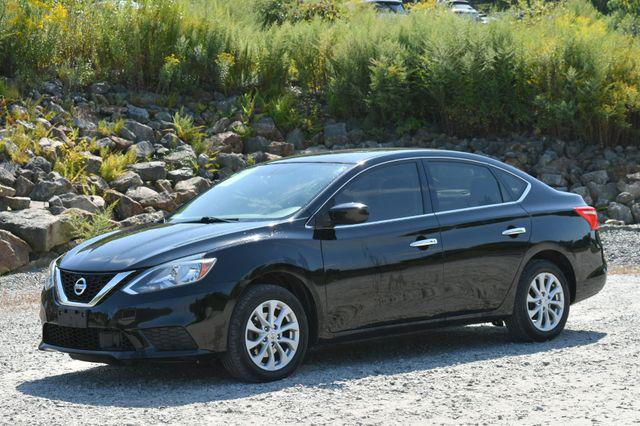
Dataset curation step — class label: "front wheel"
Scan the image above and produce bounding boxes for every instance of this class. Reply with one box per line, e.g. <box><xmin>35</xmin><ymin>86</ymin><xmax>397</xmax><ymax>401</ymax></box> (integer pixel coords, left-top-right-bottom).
<box><xmin>222</xmin><ymin>284</ymin><xmax>308</xmax><ymax>382</ymax></box>
<box><xmin>506</xmin><ymin>260</ymin><xmax>570</xmax><ymax>342</ymax></box>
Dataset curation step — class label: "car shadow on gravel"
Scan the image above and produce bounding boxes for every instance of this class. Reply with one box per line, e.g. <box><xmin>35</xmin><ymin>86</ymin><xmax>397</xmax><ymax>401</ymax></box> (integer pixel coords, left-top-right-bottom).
<box><xmin>17</xmin><ymin>325</ymin><xmax>605</xmax><ymax>408</ymax></box>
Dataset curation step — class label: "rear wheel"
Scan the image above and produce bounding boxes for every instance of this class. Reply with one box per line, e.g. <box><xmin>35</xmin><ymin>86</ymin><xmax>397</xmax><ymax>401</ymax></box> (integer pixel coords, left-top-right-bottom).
<box><xmin>506</xmin><ymin>260</ymin><xmax>570</xmax><ymax>342</ymax></box>
<box><xmin>222</xmin><ymin>284</ymin><xmax>308</xmax><ymax>382</ymax></box>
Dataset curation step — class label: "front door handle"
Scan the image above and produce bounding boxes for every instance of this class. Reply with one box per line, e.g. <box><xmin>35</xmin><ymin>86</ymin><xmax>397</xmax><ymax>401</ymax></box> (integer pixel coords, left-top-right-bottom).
<box><xmin>502</xmin><ymin>227</ymin><xmax>527</xmax><ymax>236</ymax></box>
<box><xmin>410</xmin><ymin>238</ymin><xmax>438</xmax><ymax>248</ymax></box>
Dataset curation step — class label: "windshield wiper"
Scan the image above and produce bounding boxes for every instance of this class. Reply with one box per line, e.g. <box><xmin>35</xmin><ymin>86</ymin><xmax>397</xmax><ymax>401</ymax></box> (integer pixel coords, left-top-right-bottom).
<box><xmin>177</xmin><ymin>216</ymin><xmax>239</xmax><ymax>224</ymax></box>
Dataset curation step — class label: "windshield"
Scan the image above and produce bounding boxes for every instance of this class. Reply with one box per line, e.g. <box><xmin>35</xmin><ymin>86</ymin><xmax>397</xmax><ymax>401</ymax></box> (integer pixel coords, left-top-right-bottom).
<box><xmin>170</xmin><ymin>162</ymin><xmax>351</xmax><ymax>222</ymax></box>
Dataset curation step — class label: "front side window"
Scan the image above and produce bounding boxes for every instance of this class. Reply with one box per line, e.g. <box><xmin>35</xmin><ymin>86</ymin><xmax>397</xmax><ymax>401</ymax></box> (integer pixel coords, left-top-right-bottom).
<box><xmin>333</xmin><ymin>162</ymin><xmax>424</xmax><ymax>223</ymax></box>
<box><xmin>427</xmin><ymin>161</ymin><xmax>503</xmax><ymax>212</ymax></box>
<box><xmin>171</xmin><ymin>162</ymin><xmax>350</xmax><ymax>222</ymax></box>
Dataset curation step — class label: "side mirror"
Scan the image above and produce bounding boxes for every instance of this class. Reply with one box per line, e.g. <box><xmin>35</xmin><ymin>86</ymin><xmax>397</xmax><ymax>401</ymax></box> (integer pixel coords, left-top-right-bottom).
<box><xmin>328</xmin><ymin>203</ymin><xmax>369</xmax><ymax>225</ymax></box>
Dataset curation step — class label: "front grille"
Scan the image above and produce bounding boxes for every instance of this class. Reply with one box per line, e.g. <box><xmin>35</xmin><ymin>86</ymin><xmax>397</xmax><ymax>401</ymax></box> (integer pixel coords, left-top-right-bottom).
<box><xmin>143</xmin><ymin>327</ymin><xmax>197</xmax><ymax>351</ymax></box>
<box><xmin>59</xmin><ymin>270</ymin><xmax>116</xmax><ymax>303</ymax></box>
<box><xmin>43</xmin><ymin>324</ymin><xmax>135</xmax><ymax>352</ymax></box>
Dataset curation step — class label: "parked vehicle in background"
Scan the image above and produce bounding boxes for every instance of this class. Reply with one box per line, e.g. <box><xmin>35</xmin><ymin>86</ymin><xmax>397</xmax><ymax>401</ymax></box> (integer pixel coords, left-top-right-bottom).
<box><xmin>363</xmin><ymin>0</ymin><xmax>407</xmax><ymax>14</ymax></box>
<box><xmin>437</xmin><ymin>0</ymin><xmax>492</xmax><ymax>23</ymax></box>
<box><xmin>39</xmin><ymin>150</ymin><xmax>607</xmax><ymax>382</ymax></box>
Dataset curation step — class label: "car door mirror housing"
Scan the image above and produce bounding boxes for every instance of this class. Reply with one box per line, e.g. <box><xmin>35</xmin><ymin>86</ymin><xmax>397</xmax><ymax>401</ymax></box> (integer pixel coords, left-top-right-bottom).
<box><xmin>328</xmin><ymin>203</ymin><xmax>369</xmax><ymax>225</ymax></box>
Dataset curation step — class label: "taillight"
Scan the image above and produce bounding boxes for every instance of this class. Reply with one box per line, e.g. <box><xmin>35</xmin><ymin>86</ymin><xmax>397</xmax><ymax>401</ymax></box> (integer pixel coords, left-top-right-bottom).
<box><xmin>574</xmin><ymin>206</ymin><xmax>599</xmax><ymax>230</ymax></box>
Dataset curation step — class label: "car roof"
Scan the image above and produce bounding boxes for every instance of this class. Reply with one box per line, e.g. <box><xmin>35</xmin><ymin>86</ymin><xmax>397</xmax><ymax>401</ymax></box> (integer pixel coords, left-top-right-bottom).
<box><xmin>271</xmin><ymin>149</ymin><xmax>521</xmax><ymax>172</ymax></box>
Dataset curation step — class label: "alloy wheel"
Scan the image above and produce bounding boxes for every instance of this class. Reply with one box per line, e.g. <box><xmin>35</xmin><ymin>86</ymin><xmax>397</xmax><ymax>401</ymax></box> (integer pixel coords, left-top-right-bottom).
<box><xmin>245</xmin><ymin>299</ymin><xmax>300</xmax><ymax>371</ymax></box>
<box><xmin>527</xmin><ymin>272</ymin><xmax>565</xmax><ymax>332</ymax></box>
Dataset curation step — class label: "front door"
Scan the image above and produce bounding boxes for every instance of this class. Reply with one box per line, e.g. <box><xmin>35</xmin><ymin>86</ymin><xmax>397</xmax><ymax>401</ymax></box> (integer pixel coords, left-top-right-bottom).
<box><xmin>319</xmin><ymin>161</ymin><xmax>444</xmax><ymax>332</ymax></box>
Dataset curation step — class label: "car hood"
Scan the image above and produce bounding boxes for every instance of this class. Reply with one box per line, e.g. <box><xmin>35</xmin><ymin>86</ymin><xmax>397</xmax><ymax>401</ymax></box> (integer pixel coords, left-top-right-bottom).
<box><xmin>59</xmin><ymin>221</ymin><xmax>277</xmax><ymax>272</ymax></box>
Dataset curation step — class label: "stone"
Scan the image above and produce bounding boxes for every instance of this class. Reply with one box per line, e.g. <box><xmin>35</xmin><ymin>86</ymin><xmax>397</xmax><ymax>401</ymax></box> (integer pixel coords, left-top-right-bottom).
<box><xmin>127</xmin><ymin>104</ymin><xmax>150</xmax><ymax>122</ymax></box>
<box><xmin>72</xmin><ymin>117</ymin><xmax>97</xmax><ymax>135</ymax></box>
<box><xmin>38</xmin><ymin>138</ymin><xmax>64</xmax><ymax>159</ymax></box>
<box><xmin>616</xmin><ymin>192</ymin><xmax>635</xmax><ymax>206</ymax></box>
<box><xmin>124</xmin><ymin>120</ymin><xmax>155</xmax><ymax>142</ymax></box>
<box><xmin>571</xmin><ymin>186</ymin><xmax>593</xmax><ymax>206</ymax></box>
<box><xmin>0</xmin><ymin>209</ymin><xmax>73</xmax><ymax>252</ymax></box>
<box><xmin>159</xmin><ymin>132</ymin><xmax>181</xmax><ymax>148</ymax></box>
<box><xmin>128</xmin><ymin>161</ymin><xmax>167</xmax><ymax>181</ymax></box>
<box><xmin>167</xmin><ymin>168</ymin><xmax>194</xmax><ymax>183</ymax></box>
<box><xmin>607</xmin><ymin>202</ymin><xmax>633</xmax><ymax>224</ymax></box>
<box><xmin>165</xmin><ymin>146</ymin><xmax>197</xmax><ymax>168</ymax></box>
<box><xmin>29</xmin><ymin>177</ymin><xmax>74</xmax><ymax>201</ymax></box>
<box><xmin>95</xmin><ymin>137</ymin><xmax>115</xmax><ymax>150</ymax></box>
<box><xmin>174</xmin><ymin>177</ymin><xmax>211</xmax><ymax>194</ymax></box>
<box><xmin>155</xmin><ymin>179</ymin><xmax>173</xmax><ymax>193</ymax></box>
<box><xmin>25</xmin><ymin>156</ymin><xmax>52</xmax><ymax>174</ymax></box>
<box><xmin>206</xmin><ymin>131</ymin><xmax>243</xmax><ymax>153</ymax></box>
<box><xmin>244</xmin><ymin>136</ymin><xmax>271</xmax><ymax>154</ymax></box>
<box><xmin>111</xmin><ymin>171</ymin><xmax>143</xmax><ymax>192</ymax></box>
<box><xmin>155</xmin><ymin>111</ymin><xmax>173</xmax><ymax>122</ymax></box>
<box><xmin>324</xmin><ymin>123</ymin><xmax>348</xmax><ymax>147</ymax></box>
<box><xmin>212</xmin><ymin>117</ymin><xmax>231</xmax><ymax>133</ymax></box>
<box><xmin>103</xmin><ymin>189</ymin><xmax>144</xmax><ymax>220</ymax></box>
<box><xmin>539</xmin><ymin>173</ymin><xmax>566</xmax><ymax>188</ymax></box>
<box><xmin>286</xmin><ymin>128</ymin><xmax>306</xmax><ymax>150</ymax></box>
<box><xmin>2</xmin><ymin>197</ymin><xmax>30</xmax><ymax>210</ymax></box>
<box><xmin>119</xmin><ymin>211</ymin><xmax>165</xmax><ymax>228</ymax></box>
<box><xmin>0</xmin><ymin>230</ymin><xmax>31</xmax><ymax>275</ymax></box>
<box><xmin>632</xmin><ymin>203</ymin><xmax>640</xmax><ymax>224</ymax></box>
<box><xmin>82</xmin><ymin>153</ymin><xmax>103</xmax><ymax>174</ymax></box>
<box><xmin>47</xmin><ymin>196</ymin><xmax>66</xmax><ymax>215</ymax></box>
<box><xmin>266</xmin><ymin>142</ymin><xmax>294</xmax><ymax>157</ymax></box>
<box><xmin>253</xmin><ymin>116</ymin><xmax>282</xmax><ymax>140</ymax></box>
<box><xmin>582</xmin><ymin>170</ymin><xmax>609</xmax><ymax>186</ymax></box>
<box><xmin>619</xmin><ymin>181</ymin><xmax>640</xmax><ymax>200</ymax></box>
<box><xmin>0</xmin><ymin>184</ymin><xmax>15</xmax><ymax>197</ymax></box>
<box><xmin>57</xmin><ymin>194</ymin><xmax>105</xmax><ymax>213</ymax></box>
<box><xmin>129</xmin><ymin>140</ymin><xmax>155</xmax><ymax>159</ymax></box>
<box><xmin>173</xmin><ymin>190</ymin><xmax>198</xmax><ymax>205</ymax></box>
<box><xmin>126</xmin><ymin>186</ymin><xmax>176</xmax><ymax>212</ymax></box>
<box><xmin>0</xmin><ymin>164</ymin><xmax>16</xmax><ymax>186</ymax></box>
<box><xmin>217</xmin><ymin>153</ymin><xmax>246</xmax><ymax>172</ymax></box>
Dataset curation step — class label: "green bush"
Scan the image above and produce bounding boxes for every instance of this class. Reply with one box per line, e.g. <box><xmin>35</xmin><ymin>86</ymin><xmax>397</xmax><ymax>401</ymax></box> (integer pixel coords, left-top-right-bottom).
<box><xmin>1</xmin><ymin>0</ymin><xmax>639</xmax><ymax>145</ymax></box>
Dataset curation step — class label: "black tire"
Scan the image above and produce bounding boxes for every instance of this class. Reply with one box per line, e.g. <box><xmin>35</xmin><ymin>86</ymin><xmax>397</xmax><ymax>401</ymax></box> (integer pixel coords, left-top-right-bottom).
<box><xmin>222</xmin><ymin>284</ymin><xmax>309</xmax><ymax>382</ymax></box>
<box><xmin>506</xmin><ymin>260</ymin><xmax>570</xmax><ymax>342</ymax></box>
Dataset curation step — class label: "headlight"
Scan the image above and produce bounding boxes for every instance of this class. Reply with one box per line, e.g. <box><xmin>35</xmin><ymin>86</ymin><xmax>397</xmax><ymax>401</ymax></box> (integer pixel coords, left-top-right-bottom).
<box><xmin>122</xmin><ymin>253</ymin><xmax>216</xmax><ymax>295</ymax></box>
<box><xmin>44</xmin><ymin>256</ymin><xmax>62</xmax><ymax>290</ymax></box>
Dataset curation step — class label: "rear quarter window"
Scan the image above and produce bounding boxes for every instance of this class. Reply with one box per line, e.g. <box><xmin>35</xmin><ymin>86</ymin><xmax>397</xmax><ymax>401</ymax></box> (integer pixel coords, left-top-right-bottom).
<box><xmin>494</xmin><ymin>169</ymin><xmax>528</xmax><ymax>202</ymax></box>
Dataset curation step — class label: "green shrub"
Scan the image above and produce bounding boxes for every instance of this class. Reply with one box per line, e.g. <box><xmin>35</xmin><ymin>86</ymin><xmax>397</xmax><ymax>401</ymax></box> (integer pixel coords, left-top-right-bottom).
<box><xmin>1</xmin><ymin>0</ymin><xmax>640</xmax><ymax>145</ymax></box>
<box><xmin>100</xmin><ymin>149</ymin><xmax>137</xmax><ymax>182</ymax></box>
<box><xmin>68</xmin><ymin>203</ymin><xmax>119</xmax><ymax>241</ymax></box>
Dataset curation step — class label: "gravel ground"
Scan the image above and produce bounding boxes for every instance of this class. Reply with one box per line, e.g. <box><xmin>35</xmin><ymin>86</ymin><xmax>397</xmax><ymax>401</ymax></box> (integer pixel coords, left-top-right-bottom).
<box><xmin>0</xmin><ymin>232</ymin><xmax>639</xmax><ymax>425</ymax></box>
<box><xmin>600</xmin><ymin>227</ymin><xmax>640</xmax><ymax>270</ymax></box>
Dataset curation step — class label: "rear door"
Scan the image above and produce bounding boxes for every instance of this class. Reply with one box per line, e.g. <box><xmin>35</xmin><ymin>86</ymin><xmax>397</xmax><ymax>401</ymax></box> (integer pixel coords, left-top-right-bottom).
<box><xmin>320</xmin><ymin>161</ymin><xmax>444</xmax><ymax>332</ymax></box>
<box><xmin>423</xmin><ymin>159</ymin><xmax>532</xmax><ymax>314</ymax></box>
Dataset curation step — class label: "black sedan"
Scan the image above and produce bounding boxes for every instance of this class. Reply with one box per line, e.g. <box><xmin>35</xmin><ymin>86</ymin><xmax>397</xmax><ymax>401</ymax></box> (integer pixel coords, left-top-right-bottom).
<box><xmin>40</xmin><ymin>149</ymin><xmax>607</xmax><ymax>382</ymax></box>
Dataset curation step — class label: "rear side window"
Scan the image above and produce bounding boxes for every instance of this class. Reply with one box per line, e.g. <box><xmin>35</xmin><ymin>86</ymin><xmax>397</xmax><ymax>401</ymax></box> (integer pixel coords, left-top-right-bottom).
<box><xmin>494</xmin><ymin>169</ymin><xmax>528</xmax><ymax>202</ymax></box>
<box><xmin>427</xmin><ymin>161</ymin><xmax>502</xmax><ymax>211</ymax></box>
<box><xmin>334</xmin><ymin>162</ymin><xmax>424</xmax><ymax>222</ymax></box>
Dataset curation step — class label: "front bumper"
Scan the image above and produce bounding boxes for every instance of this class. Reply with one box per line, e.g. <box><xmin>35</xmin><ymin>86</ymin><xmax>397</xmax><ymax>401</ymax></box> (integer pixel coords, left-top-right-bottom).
<box><xmin>39</xmin><ymin>277</ymin><xmax>237</xmax><ymax>363</ymax></box>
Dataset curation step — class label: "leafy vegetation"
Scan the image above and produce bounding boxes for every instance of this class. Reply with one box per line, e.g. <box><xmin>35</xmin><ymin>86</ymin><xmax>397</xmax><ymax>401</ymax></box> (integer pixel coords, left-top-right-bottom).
<box><xmin>1</xmin><ymin>0</ymin><xmax>639</xmax><ymax>145</ymax></box>
<box><xmin>99</xmin><ymin>149</ymin><xmax>137</xmax><ymax>182</ymax></box>
<box><xmin>68</xmin><ymin>203</ymin><xmax>119</xmax><ymax>240</ymax></box>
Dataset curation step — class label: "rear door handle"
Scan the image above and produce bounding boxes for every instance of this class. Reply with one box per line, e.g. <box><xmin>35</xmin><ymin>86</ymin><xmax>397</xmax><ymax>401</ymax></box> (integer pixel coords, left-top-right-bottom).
<box><xmin>502</xmin><ymin>227</ymin><xmax>527</xmax><ymax>236</ymax></box>
<box><xmin>410</xmin><ymin>238</ymin><xmax>438</xmax><ymax>248</ymax></box>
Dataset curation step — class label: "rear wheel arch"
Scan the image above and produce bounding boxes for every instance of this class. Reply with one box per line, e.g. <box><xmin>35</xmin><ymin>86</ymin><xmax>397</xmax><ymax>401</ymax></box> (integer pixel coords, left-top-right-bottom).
<box><xmin>526</xmin><ymin>250</ymin><xmax>576</xmax><ymax>303</ymax></box>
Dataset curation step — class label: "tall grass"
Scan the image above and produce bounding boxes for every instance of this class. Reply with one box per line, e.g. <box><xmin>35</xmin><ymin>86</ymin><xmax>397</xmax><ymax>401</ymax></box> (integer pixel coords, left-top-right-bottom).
<box><xmin>0</xmin><ymin>0</ymin><xmax>639</xmax><ymax>145</ymax></box>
